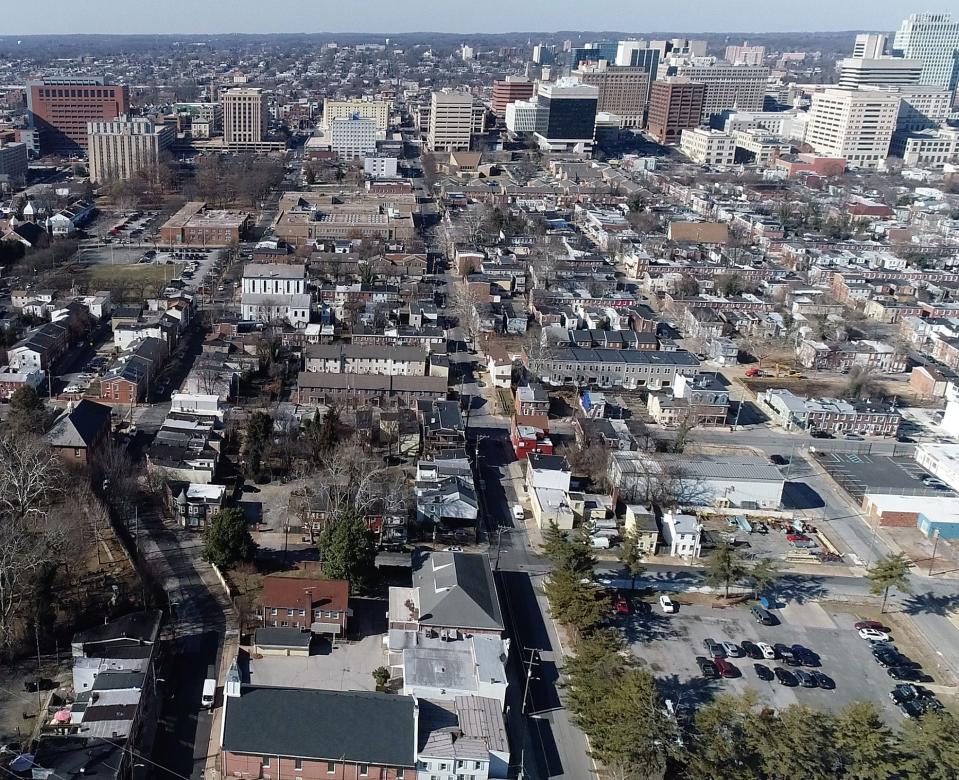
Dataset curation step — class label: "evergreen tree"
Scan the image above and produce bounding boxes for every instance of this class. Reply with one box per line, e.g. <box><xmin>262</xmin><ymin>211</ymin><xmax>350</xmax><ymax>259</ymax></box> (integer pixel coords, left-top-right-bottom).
<box><xmin>866</xmin><ymin>553</ymin><xmax>912</xmax><ymax>613</ymax></box>
<box><xmin>317</xmin><ymin>514</ymin><xmax>377</xmax><ymax>592</ymax></box>
<box><xmin>833</xmin><ymin>702</ymin><xmax>901</xmax><ymax>780</ymax></box>
<box><xmin>703</xmin><ymin>540</ymin><xmax>748</xmax><ymax>598</ymax></box>
<box><xmin>202</xmin><ymin>508</ymin><xmax>256</xmax><ymax>569</ymax></box>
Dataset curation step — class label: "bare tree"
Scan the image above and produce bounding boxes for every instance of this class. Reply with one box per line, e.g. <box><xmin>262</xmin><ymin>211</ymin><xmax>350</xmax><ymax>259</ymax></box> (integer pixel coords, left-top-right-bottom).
<box><xmin>615</xmin><ymin>453</ymin><xmax>710</xmax><ymax>510</ymax></box>
<box><xmin>448</xmin><ymin>279</ymin><xmax>484</xmax><ymax>348</ymax></box>
<box><xmin>0</xmin><ymin>434</ymin><xmax>65</xmax><ymax>522</ymax></box>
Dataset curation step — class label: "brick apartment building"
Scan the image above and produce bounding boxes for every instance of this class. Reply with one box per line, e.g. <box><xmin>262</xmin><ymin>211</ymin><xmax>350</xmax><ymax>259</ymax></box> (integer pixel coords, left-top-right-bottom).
<box><xmin>259</xmin><ymin>576</ymin><xmax>349</xmax><ymax>637</ymax></box>
<box><xmin>646</xmin><ymin>80</ymin><xmax>706</xmax><ymax>144</ymax></box>
<box><xmin>28</xmin><ymin>77</ymin><xmax>129</xmax><ymax>155</ymax></box>
<box><xmin>159</xmin><ymin>201</ymin><xmax>253</xmax><ymax>246</ymax></box>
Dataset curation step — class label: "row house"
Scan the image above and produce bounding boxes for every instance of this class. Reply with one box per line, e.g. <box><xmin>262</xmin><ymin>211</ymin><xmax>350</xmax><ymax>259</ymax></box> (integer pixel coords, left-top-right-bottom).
<box><xmin>796</xmin><ymin>339</ymin><xmax>907</xmax><ymax>373</ymax></box>
<box><xmin>295</xmin><ymin>372</ymin><xmax>448</xmax><ymax>409</ymax></box>
<box><xmin>760</xmin><ymin>388</ymin><xmax>901</xmax><ymax>437</ymax></box>
<box><xmin>304</xmin><ymin>343</ymin><xmax>429</xmax><ymax>376</ymax></box>
<box><xmin>7</xmin><ymin>320</ymin><xmax>70</xmax><ymax>372</ymax></box>
<box><xmin>664</xmin><ymin>293</ymin><xmax>776</xmax><ymax>313</ymax></box>
<box><xmin>349</xmin><ymin>325</ymin><xmax>446</xmax><ymax>349</ymax></box>
<box><xmin>99</xmin><ymin>337</ymin><xmax>169</xmax><ymax>404</ymax></box>
<box><xmin>511</xmin><ymin>414</ymin><xmax>553</xmax><ymax>459</ymax></box>
<box><xmin>537</xmin><ymin>347</ymin><xmax>700</xmax><ymax>390</ymax></box>
<box><xmin>565</xmin><ymin>328</ymin><xmax>659</xmax><ymax>351</ymax></box>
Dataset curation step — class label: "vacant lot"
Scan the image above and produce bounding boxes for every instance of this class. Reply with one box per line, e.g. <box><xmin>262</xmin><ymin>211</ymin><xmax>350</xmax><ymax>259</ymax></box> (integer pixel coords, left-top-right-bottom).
<box><xmin>620</xmin><ymin>599</ymin><xmax>939</xmax><ymax>723</ymax></box>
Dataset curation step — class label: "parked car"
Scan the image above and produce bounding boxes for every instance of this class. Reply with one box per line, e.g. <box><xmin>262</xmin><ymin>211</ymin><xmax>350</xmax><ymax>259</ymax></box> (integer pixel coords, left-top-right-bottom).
<box><xmin>722</xmin><ymin>642</ymin><xmax>744</xmax><ymax>658</ymax></box>
<box><xmin>703</xmin><ymin>638</ymin><xmax>726</xmax><ymax>659</ymax></box>
<box><xmin>512</xmin><ymin>504</ymin><xmax>524</xmax><ymax>521</ymax></box>
<box><xmin>854</xmin><ymin>620</ymin><xmax>886</xmax><ymax>632</ymax></box>
<box><xmin>794</xmin><ymin>670</ymin><xmax>817</xmax><ymax>688</ymax></box>
<box><xmin>888</xmin><ymin>666</ymin><xmax>932</xmax><ymax>682</ymax></box>
<box><xmin>859</xmin><ymin>627</ymin><xmax>890</xmax><ymax>642</ymax></box>
<box><xmin>659</xmin><ymin>595</ymin><xmax>677</xmax><ymax>614</ymax></box>
<box><xmin>696</xmin><ymin>657</ymin><xmax>718</xmax><ymax>679</ymax></box>
<box><xmin>890</xmin><ymin>684</ymin><xmax>930</xmax><ymax>706</ymax></box>
<box><xmin>774</xmin><ymin>667</ymin><xmax>798</xmax><ymax>686</ymax></box>
<box><xmin>750</xmin><ymin>606</ymin><xmax>777</xmax><ymax>625</ymax></box>
<box><xmin>756</xmin><ymin>642</ymin><xmax>776</xmax><ymax>660</ymax></box>
<box><xmin>811</xmin><ymin>671</ymin><xmax>835</xmax><ymax>690</ymax></box>
<box><xmin>714</xmin><ymin>659</ymin><xmax>739</xmax><ymax>678</ymax></box>
<box><xmin>754</xmin><ymin>663</ymin><xmax>774</xmax><ymax>681</ymax></box>
<box><xmin>769</xmin><ymin>454</ymin><xmax>789</xmax><ymax>466</ymax></box>
<box><xmin>899</xmin><ymin>700</ymin><xmax>926</xmax><ymax>719</ymax></box>
<box><xmin>791</xmin><ymin>645</ymin><xmax>821</xmax><ymax>667</ymax></box>
<box><xmin>740</xmin><ymin>640</ymin><xmax>763</xmax><ymax>660</ymax></box>
<box><xmin>773</xmin><ymin>643</ymin><xmax>799</xmax><ymax>666</ymax></box>
<box><xmin>611</xmin><ymin>595</ymin><xmax>630</xmax><ymax>615</ymax></box>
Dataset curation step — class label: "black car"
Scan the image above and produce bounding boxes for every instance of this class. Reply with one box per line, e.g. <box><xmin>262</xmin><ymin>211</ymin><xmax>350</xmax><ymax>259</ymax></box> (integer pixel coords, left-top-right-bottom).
<box><xmin>754</xmin><ymin>663</ymin><xmax>774</xmax><ymax>681</ymax></box>
<box><xmin>741</xmin><ymin>640</ymin><xmax>764</xmax><ymax>660</ymax></box>
<box><xmin>696</xmin><ymin>656</ymin><xmax>719</xmax><ymax>679</ymax></box>
<box><xmin>899</xmin><ymin>700</ymin><xmax>926</xmax><ymax>719</ymax></box>
<box><xmin>750</xmin><ymin>606</ymin><xmax>777</xmax><ymax>625</ymax></box>
<box><xmin>773</xmin><ymin>643</ymin><xmax>800</xmax><ymax>666</ymax></box>
<box><xmin>791</xmin><ymin>644</ymin><xmax>821</xmax><ymax>668</ymax></box>
<box><xmin>811</xmin><ymin>430</ymin><xmax>834</xmax><ymax>439</ymax></box>
<box><xmin>794</xmin><ymin>670</ymin><xmax>817</xmax><ymax>688</ymax></box>
<box><xmin>769</xmin><ymin>454</ymin><xmax>789</xmax><ymax>466</ymax></box>
<box><xmin>812</xmin><ymin>671</ymin><xmax>835</xmax><ymax>690</ymax></box>
<box><xmin>873</xmin><ymin>648</ymin><xmax>906</xmax><ymax>668</ymax></box>
<box><xmin>888</xmin><ymin>666</ymin><xmax>932</xmax><ymax>682</ymax></box>
<box><xmin>774</xmin><ymin>667</ymin><xmax>798</xmax><ymax>686</ymax></box>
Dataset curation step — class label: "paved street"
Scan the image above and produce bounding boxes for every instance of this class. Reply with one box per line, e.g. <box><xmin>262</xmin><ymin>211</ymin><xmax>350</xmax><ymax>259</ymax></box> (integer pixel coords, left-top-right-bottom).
<box><xmin>133</xmin><ymin>503</ymin><xmax>236</xmax><ymax>780</ymax></box>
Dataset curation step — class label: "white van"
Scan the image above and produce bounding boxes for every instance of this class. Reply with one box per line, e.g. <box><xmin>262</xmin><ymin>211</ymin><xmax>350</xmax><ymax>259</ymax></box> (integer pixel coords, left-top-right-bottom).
<box><xmin>201</xmin><ymin>678</ymin><xmax>216</xmax><ymax>710</ymax></box>
<box><xmin>512</xmin><ymin>504</ymin><xmax>524</xmax><ymax>521</ymax></box>
<box><xmin>589</xmin><ymin>536</ymin><xmax>611</xmax><ymax>549</ymax></box>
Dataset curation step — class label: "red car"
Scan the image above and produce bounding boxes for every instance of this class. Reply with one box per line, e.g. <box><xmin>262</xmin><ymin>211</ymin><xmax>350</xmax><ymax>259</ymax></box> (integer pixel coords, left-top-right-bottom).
<box><xmin>612</xmin><ymin>596</ymin><xmax>630</xmax><ymax>615</ymax></box>
<box><xmin>786</xmin><ymin>533</ymin><xmax>811</xmax><ymax>543</ymax></box>
<box><xmin>714</xmin><ymin>658</ymin><xmax>739</xmax><ymax>678</ymax></box>
<box><xmin>855</xmin><ymin>620</ymin><xmax>886</xmax><ymax>632</ymax></box>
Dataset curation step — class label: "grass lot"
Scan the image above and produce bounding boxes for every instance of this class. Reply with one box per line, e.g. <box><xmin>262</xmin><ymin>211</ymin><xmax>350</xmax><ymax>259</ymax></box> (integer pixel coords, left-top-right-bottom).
<box><xmin>84</xmin><ymin>262</ymin><xmax>184</xmax><ymax>288</ymax></box>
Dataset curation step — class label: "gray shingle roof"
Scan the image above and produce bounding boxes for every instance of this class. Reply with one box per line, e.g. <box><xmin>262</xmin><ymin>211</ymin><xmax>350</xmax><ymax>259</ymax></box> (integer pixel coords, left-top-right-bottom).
<box><xmin>222</xmin><ymin>686</ymin><xmax>416</xmax><ymax>767</ymax></box>
<box><xmin>412</xmin><ymin>551</ymin><xmax>504</xmax><ymax>632</ymax></box>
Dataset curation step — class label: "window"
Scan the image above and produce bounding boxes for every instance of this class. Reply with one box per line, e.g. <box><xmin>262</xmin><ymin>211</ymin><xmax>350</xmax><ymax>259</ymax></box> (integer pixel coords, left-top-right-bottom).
<box><xmin>287</xmin><ymin>608</ymin><xmax>294</xmax><ymax>616</ymax></box>
<box><xmin>299</xmin><ymin>608</ymin><xmax>306</xmax><ymax>616</ymax></box>
<box><xmin>396</xmin><ymin>771</ymin><xmax>404</xmax><ymax>780</ymax></box>
<box><xmin>359</xmin><ymin>766</ymin><xmax>368</xmax><ymax>777</ymax></box>
<box><xmin>294</xmin><ymin>759</ymin><xmax>302</xmax><ymax>771</ymax></box>
<box><xmin>327</xmin><ymin>762</ymin><xmax>336</xmax><ymax>774</ymax></box>
<box><xmin>271</xmin><ymin>608</ymin><xmax>277</xmax><ymax>615</ymax></box>
<box><xmin>261</xmin><ymin>757</ymin><xmax>270</xmax><ymax>768</ymax></box>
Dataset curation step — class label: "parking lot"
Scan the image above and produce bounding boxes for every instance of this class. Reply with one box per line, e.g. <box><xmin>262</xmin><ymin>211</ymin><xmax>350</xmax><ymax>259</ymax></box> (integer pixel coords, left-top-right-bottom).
<box><xmin>817</xmin><ymin>452</ymin><xmax>952</xmax><ymax>502</ymax></box>
<box><xmin>622</xmin><ymin>598</ymin><xmax>936</xmax><ymax>723</ymax></box>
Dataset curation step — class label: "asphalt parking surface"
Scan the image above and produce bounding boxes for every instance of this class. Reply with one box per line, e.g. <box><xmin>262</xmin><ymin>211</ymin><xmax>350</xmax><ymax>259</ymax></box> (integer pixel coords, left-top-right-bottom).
<box><xmin>623</xmin><ymin>599</ymin><xmax>911</xmax><ymax>722</ymax></box>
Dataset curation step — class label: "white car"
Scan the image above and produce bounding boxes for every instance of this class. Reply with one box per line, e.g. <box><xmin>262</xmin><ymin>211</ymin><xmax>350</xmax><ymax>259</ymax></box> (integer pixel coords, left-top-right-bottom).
<box><xmin>756</xmin><ymin>642</ymin><xmax>776</xmax><ymax>660</ymax></box>
<box><xmin>512</xmin><ymin>504</ymin><xmax>524</xmax><ymax>521</ymax></box>
<box><xmin>859</xmin><ymin>627</ymin><xmax>890</xmax><ymax>642</ymax></box>
<box><xmin>659</xmin><ymin>595</ymin><xmax>677</xmax><ymax>614</ymax></box>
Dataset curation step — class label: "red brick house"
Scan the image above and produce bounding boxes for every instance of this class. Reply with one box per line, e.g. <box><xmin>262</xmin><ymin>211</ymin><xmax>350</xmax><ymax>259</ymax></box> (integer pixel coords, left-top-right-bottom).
<box><xmin>221</xmin><ymin>686</ymin><xmax>415</xmax><ymax>780</ymax></box>
<box><xmin>45</xmin><ymin>399</ymin><xmax>112</xmax><ymax>465</ymax></box>
<box><xmin>510</xmin><ymin>414</ymin><xmax>553</xmax><ymax>460</ymax></box>
<box><xmin>259</xmin><ymin>576</ymin><xmax>349</xmax><ymax>637</ymax></box>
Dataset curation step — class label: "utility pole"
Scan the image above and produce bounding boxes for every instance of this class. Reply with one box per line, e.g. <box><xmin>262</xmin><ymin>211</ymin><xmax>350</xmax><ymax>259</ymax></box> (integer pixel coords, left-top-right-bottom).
<box><xmin>928</xmin><ymin>529</ymin><xmax>941</xmax><ymax>576</ymax></box>
<box><xmin>521</xmin><ymin>648</ymin><xmax>539</xmax><ymax>715</ymax></box>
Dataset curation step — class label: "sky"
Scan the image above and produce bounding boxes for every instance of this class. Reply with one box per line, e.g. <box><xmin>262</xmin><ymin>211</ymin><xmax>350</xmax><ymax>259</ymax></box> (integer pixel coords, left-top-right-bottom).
<box><xmin>3</xmin><ymin>1</ymin><xmax>956</xmax><ymax>35</ymax></box>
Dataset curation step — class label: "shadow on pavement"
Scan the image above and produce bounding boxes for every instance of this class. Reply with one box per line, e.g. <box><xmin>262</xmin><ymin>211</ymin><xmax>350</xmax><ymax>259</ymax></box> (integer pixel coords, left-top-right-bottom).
<box><xmin>901</xmin><ymin>591</ymin><xmax>959</xmax><ymax>617</ymax></box>
<box><xmin>781</xmin><ymin>481</ymin><xmax>826</xmax><ymax>510</ymax></box>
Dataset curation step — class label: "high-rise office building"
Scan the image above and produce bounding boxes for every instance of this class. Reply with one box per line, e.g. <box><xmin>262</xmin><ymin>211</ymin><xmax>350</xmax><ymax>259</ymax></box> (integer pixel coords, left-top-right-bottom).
<box><xmin>574</xmin><ymin>63</ymin><xmax>650</xmax><ymax>128</ymax></box>
<box><xmin>838</xmin><ymin>58</ymin><xmax>923</xmax><ymax>88</ymax></box>
<box><xmin>724</xmin><ymin>44</ymin><xmax>766</xmax><ymax>66</ymax></box>
<box><xmin>534</xmin><ymin>78</ymin><xmax>598</xmax><ymax>154</ymax></box>
<box><xmin>853</xmin><ymin>34</ymin><xmax>888</xmax><ymax>59</ymax></box>
<box><xmin>491</xmin><ymin>77</ymin><xmax>535</xmax><ymax>117</ymax></box>
<box><xmin>570</xmin><ymin>41</ymin><xmax>619</xmax><ymax>68</ymax></box>
<box><xmin>505</xmin><ymin>100</ymin><xmax>546</xmax><ymax>134</ymax></box>
<box><xmin>428</xmin><ymin>90</ymin><xmax>475</xmax><ymax>152</ymax></box>
<box><xmin>222</xmin><ymin>87</ymin><xmax>267</xmax><ymax>150</ymax></box>
<box><xmin>615</xmin><ymin>40</ymin><xmax>648</xmax><ymax>66</ymax></box>
<box><xmin>532</xmin><ymin>44</ymin><xmax>555</xmax><ymax>65</ymax></box>
<box><xmin>676</xmin><ymin>61</ymin><xmax>769</xmax><ymax>122</ymax></box>
<box><xmin>893</xmin><ymin>13</ymin><xmax>959</xmax><ymax>91</ymax></box>
<box><xmin>322</xmin><ymin>98</ymin><xmax>391</xmax><ymax>132</ymax></box>
<box><xmin>328</xmin><ymin>115</ymin><xmax>377</xmax><ymax>159</ymax></box>
<box><xmin>87</xmin><ymin>115</ymin><xmax>174</xmax><ymax>184</ymax></box>
<box><xmin>646</xmin><ymin>80</ymin><xmax>706</xmax><ymax>144</ymax></box>
<box><xmin>0</xmin><ymin>141</ymin><xmax>28</xmax><ymax>188</ymax></box>
<box><xmin>27</xmin><ymin>77</ymin><xmax>129</xmax><ymax>156</ymax></box>
<box><xmin>805</xmin><ymin>88</ymin><xmax>900</xmax><ymax>168</ymax></box>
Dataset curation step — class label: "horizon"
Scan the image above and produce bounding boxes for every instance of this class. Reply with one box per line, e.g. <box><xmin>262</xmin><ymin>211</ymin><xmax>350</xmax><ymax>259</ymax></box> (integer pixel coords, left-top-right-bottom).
<box><xmin>2</xmin><ymin>0</ymin><xmax>954</xmax><ymax>37</ymax></box>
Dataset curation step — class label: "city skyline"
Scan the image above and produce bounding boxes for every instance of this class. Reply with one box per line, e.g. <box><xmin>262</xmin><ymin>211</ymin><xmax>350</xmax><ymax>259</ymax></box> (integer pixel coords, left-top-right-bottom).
<box><xmin>3</xmin><ymin>1</ymin><xmax>957</xmax><ymax>36</ymax></box>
